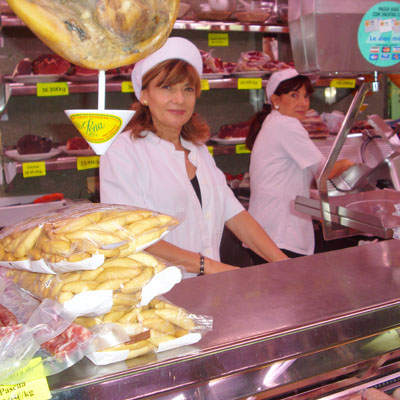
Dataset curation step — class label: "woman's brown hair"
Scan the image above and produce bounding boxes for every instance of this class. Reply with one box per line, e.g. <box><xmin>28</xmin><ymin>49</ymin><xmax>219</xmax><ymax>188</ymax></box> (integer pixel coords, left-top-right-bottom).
<box><xmin>245</xmin><ymin>74</ymin><xmax>313</xmax><ymax>150</ymax></box>
<box><xmin>126</xmin><ymin>59</ymin><xmax>210</xmax><ymax>144</ymax></box>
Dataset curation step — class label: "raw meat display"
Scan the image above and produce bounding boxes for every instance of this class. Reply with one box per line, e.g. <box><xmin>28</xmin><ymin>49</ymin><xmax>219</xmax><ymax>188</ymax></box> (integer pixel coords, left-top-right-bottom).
<box><xmin>32</xmin><ymin>54</ymin><xmax>71</xmax><ymax>75</ymax></box>
<box><xmin>200</xmin><ymin>50</ymin><xmax>227</xmax><ymax>74</ymax></box>
<box><xmin>11</xmin><ymin>58</ymin><xmax>33</xmax><ymax>77</ymax></box>
<box><xmin>16</xmin><ymin>134</ymin><xmax>53</xmax><ymax>155</ymax></box>
<box><xmin>66</xmin><ymin>137</ymin><xmax>90</xmax><ymax>150</ymax></box>
<box><xmin>218</xmin><ymin>120</ymin><xmax>251</xmax><ymax>138</ymax></box>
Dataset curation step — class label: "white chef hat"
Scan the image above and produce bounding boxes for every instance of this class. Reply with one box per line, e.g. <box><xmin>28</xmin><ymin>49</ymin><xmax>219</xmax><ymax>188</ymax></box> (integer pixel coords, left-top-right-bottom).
<box><xmin>131</xmin><ymin>37</ymin><xmax>203</xmax><ymax>100</ymax></box>
<box><xmin>266</xmin><ymin>68</ymin><xmax>300</xmax><ymax>104</ymax></box>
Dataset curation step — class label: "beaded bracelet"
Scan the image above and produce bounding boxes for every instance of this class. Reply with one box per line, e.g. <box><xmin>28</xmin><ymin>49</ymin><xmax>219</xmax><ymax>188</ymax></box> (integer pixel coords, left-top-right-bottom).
<box><xmin>198</xmin><ymin>253</ymin><xmax>205</xmax><ymax>276</ymax></box>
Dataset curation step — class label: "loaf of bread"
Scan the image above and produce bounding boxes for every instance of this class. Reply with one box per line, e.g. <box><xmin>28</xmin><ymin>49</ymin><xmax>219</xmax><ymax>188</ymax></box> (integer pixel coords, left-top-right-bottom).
<box><xmin>0</xmin><ymin>203</ymin><xmax>179</xmax><ymax>267</ymax></box>
<box><xmin>81</xmin><ymin>298</ymin><xmax>198</xmax><ymax>361</ymax></box>
<box><xmin>5</xmin><ymin>251</ymin><xmax>167</xmax><ymax>305</ymax></box>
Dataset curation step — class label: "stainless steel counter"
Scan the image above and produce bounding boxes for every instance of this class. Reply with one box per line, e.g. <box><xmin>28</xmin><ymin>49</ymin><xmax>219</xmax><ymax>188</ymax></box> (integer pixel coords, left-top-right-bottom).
<box><xmin>48</xmin><ymin>240</ymin><xmax>400</xmax><ymax>399</ymax></box>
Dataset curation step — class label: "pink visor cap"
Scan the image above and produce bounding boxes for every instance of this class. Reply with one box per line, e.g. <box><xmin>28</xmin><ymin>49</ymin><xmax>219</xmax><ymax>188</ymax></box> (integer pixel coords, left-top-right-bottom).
<box><xmin>131</xmin><ymin>37</ymin><xmax>203</xmax><ymax>100</ymax></box>
<box><xmin>266</xmin><ymin>68</ymin><xmax>300</xmax><ymax>104</ymax></box>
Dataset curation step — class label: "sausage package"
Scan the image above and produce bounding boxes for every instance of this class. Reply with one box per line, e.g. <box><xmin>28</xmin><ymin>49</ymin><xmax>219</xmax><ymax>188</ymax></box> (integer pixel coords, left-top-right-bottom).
<box><xmin>0</xmin><ymin>202</ymin><xmax>180</xmax><ymax>274</ymax></box>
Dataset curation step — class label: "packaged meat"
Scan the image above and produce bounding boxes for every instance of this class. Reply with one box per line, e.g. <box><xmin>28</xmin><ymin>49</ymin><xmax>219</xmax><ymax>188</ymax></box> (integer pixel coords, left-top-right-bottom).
<box><xmin>0</xmin><ymin>283</ymin><xmax>86</xmax><ymax>383</ymax></box>
<box><xmin>16</xmin><ymin>134</ymin><xmax>52</xmax><ymax>155</ymax></box>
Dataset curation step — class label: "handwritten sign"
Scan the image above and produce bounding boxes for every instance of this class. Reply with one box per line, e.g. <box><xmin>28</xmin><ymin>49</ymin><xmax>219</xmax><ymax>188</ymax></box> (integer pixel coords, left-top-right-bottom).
<box><xmin>237</xmin><ymin>78</ymin><xmax>262</xmax><ymax>90</ymax></box>
<box><xmin>330</xmin><ymin>79</ymin><xmax>356</xmax><ymax>88</ymax></box>
<box><xmin>22</xmin><ymin>162</ymin><xmax>46</xmax><ymax>178</ymax></box>
<box><xmin>201</xmin><ymin>80</ymin><xmax>210</xmax><ymax>91</ymax></box>
<box><xmin>236</xmin><ymin>143</ymin><xmax>251</xmax><ymax>154</ymax></box>
<box><xmin>0</xmin><ymin>358</ymin><xmax>51</xmax><ymax>400</ymax></box>
<box><xmin>121</xmin><ymin>81</ymin><xmax>134</xmax><ymax>93</ymax></box>
<box><xmin>77</xmin><ymin>156</ymin><xmax>100</xmax><ymax>170</ymax></box>
<box><xmin>37</xmin><ymin>82</ymin><xmax>69</xmax><ymax>97</ymax></box>
<box><xmin>208</xmin><ymin>33</ymin><xmax>229</xmax><ymax>47</ymax></box>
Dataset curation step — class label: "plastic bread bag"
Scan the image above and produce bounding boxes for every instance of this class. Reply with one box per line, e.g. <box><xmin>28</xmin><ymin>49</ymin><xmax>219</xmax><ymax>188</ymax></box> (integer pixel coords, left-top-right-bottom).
<box><xmin>0</xmin><ymin>281</ymin><xmax>102</xmax><ymax>385</ymax></box>
<box><xmin>2</xmin><ymin>252</ymin><xmax>184</xmax><ymax>317</ymax></box>
<box><xmin>0</xmin><ymin>202</ymin><xmax>180</xmax><ymax>274</ymax></box>
<box><xmin>85</xmin><ymin>297</ymin><xmax>213</xmax><ymax>365</ymax></box>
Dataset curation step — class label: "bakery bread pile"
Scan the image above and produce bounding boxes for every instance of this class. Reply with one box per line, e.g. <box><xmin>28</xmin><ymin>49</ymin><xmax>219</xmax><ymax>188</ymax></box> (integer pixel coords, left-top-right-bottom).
<box><xmin>6</xmin><ymin>0</ymin><xmax>180</xmax><ymax>70</ymax></box>
<box><xmin>0</xmin><ymin>203</ymin><xmax>212</xmax><ymax>367</ymax></box>
<box><xmin>0</xmin><ymin>203</ymin><xmax>178</xmax><ymax>265</ymax></box>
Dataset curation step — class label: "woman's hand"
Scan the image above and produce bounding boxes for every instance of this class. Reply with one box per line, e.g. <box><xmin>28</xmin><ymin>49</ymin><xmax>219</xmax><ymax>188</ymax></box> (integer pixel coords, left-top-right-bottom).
<box><xmin>204</xmin><ymin>257</ymin><xmax>239</xmax><ymax>274</ymax></box>
<box><xmin>226</xmin><ymin>211</ymin><xmax>289</xmax><ymax>263</ymax></box>
<box><xmin>146</xmin><ymin>240</ymin><xmax>239</xmax><ymax>275</ymax></box>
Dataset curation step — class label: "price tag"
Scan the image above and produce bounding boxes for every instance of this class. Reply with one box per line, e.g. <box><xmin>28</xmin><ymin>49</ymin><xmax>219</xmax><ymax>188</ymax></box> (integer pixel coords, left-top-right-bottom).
<box><xmin>0</xmin><ymin>357</ymin><xmax>51</xmax><ymax>400</ymax></box>
<box><xmin>330</xmin><ymin>79</ymin><xmax>356</xmax><ymax>88</ymax></box>
<box><xmin>22</xmin><ymin>162</ymin><xmax>46</xmax><ymax>178</ymax></box>
<box><xmin>207</xmin><ymin>146</ymin><xmax>214</xmax><ymax>156</ymax></box>
<box><xmin>237</xmin><ymin>78</ymin><xmax>262</xmax><ymax>90</ymax></box>
<box><xmin>236</xmin><ymin>143</ymin><xmax>251</xmax><ymax>154</ymax></box>
<box><xmin>201</xmin><ymin>79</ymin><xmax>210</xmax><ymax>91</ymax></box>
<box><xmin>77</xmin><ymin>156</ymin><xmax>100</xmax><ymax>170</ymax></box>
<box><xmin>121</xmin><ymin>81</ymin><xmax>134</xmax><ymax>93</ymax></box>
<box><xmin>37</xmin><ymin>82</ymin><xmax>69</xmax><ymax>97</ymax></box>
<box><xmin>208</xmin><ymin>33</ymin><xmax>229</xmax><ymax>47</ymax></box>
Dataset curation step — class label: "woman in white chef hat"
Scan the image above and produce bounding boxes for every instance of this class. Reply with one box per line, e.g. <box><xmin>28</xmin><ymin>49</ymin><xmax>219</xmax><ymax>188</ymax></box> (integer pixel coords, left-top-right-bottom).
<box><xmin>100</xmin><ymin>37</ymin><xmax>288</xmax><ymax>277</ymax></box>
<box><xmin>245</xmin><ymin>68</ymin><xmax>353</xmax><ymax>263</ymax></box>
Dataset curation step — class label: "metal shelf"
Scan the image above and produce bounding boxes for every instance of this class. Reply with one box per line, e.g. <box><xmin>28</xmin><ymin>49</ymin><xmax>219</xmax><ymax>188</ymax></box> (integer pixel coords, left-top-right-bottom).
<box><xmin>173</xmin><ymin>19</ymin><xmax>289</xmax><ymax>33</ymax></box>
<box><xmin>0</xmin><ymin>15</ymin><xmax>289</xmax><ymax>33</ymax></box>
<box><xmin>14</xmin><ymin>156</ymin><xmax>79</xmax><ymax>174</ymax></box>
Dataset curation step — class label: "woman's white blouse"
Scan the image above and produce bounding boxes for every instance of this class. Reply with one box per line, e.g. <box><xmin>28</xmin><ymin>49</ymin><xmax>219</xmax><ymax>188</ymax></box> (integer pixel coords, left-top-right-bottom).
<box><xmin>248</xmin><ymin>110</ymin><xmax>325</xmax><ymax>255</ymax></box>
<box><xmin>100</xmin><ymin>130</ymin><xmax>244</xmax><ymax>261</ymax></box>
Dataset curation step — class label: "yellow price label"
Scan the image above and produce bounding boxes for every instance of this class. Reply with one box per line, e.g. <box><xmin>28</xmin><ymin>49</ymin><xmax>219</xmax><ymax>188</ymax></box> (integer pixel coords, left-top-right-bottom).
<box><xmin>77</xmin><ymin>155</ymin><xmax>100</xmax><ymax>170</ymax></box>
<box><xmin>236</xmin><ymin>143</ymin><xmax>251</xmax><ymax>154</ymax></box>
<box><xmin>237</xmin><ymin>78</ymin><xmax>262</xmax><ymax>90</ymax></box>
<box><xmin>37</xmin><ymin>82</ymin><xmax>69</xmax><ymax>97</ymax></box>
<box><xmin>208</xmin><ymin>33</ymin><xmax>229</xmax><ymax>47</ymax></box>
<box><xmin>201</xmin><ymin>79</ymin><xmax>210</xmax><ymax>91</ymax></box>
<box><xmin>330</xmin><ymin>79</ymin><xmax>356</xmax><ymax>88</ymax></box>
<box><xmin>207</xmin><ymin>145</ymin><xmax>214</xmax><ymax>156</ymax></box>
<box><xmin>22</xmin><ymin>162</ymin><xmax>46</xmax><ymax>178</ymax></box>
<box><xmin>121</xmin><ymin>81</ymin><xmax>134</xmax><ymax>93</ymax></box>
<box><xmin>0</xmin><ymin>358</ymin><xmax>51</xmax><ymax>400</ymax></box>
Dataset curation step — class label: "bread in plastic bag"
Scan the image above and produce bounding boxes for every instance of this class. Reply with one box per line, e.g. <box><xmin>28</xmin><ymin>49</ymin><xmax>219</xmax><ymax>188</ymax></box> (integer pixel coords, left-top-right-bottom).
<box><xmin>0</xmin><ymin>203</ymin><xmax>180</xmax><ymax>274</ymax></box>
<box><xmin>3</xmin><ymin>252</ymin><xmax>183</xmax><ymax>317</ymax></box>
<box><xmin>84</xmin><ymin>297</ymin><xmax>213</xmax><ymax>365</ymax></box>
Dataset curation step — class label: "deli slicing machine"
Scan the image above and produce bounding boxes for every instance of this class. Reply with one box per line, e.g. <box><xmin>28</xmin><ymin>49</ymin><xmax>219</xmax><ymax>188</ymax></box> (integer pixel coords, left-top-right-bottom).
<box><xmin>291</xmin><ymin>0</ymin><xmax>400</xmax><ymax>240</ymax></box>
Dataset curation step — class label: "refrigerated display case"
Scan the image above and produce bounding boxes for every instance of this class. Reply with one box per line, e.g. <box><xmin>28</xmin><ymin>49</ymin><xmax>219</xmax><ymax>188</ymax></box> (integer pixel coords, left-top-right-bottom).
<box><xmin>48</xmin><ymin>239</ymin><xmax>400</xmax><ymax>399</ymax></box>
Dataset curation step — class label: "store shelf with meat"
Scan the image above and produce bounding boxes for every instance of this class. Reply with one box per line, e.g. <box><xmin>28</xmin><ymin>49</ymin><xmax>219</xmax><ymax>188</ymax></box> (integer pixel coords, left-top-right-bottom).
<box><xmin>0</xmin><ymin>14</ymin><xmax>289</xmax><ymax>34</ymax></box>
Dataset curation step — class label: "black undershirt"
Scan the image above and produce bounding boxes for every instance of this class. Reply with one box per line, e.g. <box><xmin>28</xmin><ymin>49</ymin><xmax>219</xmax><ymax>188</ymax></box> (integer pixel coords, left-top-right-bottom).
<box><xmin>190</xmin><ymin>175</ymin><xmax>202</xmax><ymax>207</ymax></box>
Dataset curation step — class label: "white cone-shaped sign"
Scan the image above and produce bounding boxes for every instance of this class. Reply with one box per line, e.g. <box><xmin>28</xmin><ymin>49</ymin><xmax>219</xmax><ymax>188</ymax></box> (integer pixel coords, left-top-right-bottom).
<box><xmin>64</xmin><ymin>109</ymin><xmax>135</xmax><ymax>155</ymax></box>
